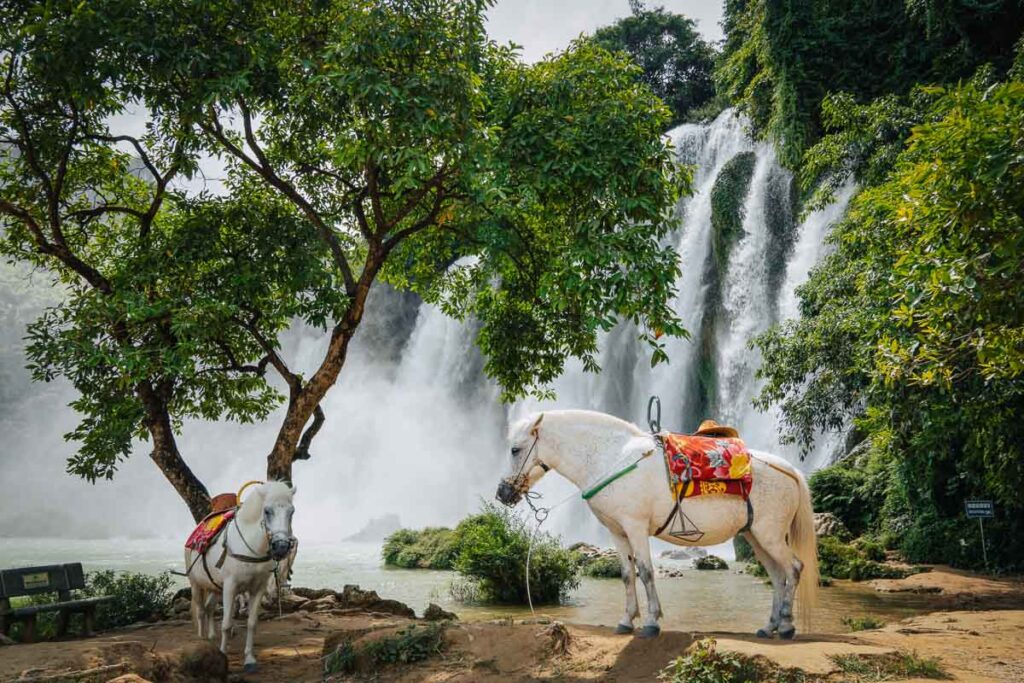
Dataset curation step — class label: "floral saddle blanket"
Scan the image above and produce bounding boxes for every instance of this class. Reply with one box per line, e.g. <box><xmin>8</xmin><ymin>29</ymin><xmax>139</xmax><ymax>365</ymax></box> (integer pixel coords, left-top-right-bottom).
<box><xmin>661</xmin><ymin>433</ymin><xmax>753</xmax><ymax>500</ymax></box>
<box><xmin>185</xmin><ymin>509</ymin><xmax>234</xmax><ymax>554</ymax></box>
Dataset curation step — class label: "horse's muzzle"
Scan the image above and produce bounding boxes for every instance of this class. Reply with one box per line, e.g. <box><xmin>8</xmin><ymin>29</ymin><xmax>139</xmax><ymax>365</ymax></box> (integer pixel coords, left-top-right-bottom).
<box><xmin>270</xmin><ymin>537</ymin><xmax>292</xmax><ymax>561</ymax></box>
<box><xmin>495</xmin><ymin>480</ymin><xmax>522</xmax><ymax>507</ymax></box>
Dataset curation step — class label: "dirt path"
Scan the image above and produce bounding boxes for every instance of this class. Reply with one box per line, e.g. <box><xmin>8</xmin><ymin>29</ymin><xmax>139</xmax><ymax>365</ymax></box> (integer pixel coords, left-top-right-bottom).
<box><xmin>1</xmin><ymin>568</ymin><xmax>1022</xmax><ymax>682</ymax></box>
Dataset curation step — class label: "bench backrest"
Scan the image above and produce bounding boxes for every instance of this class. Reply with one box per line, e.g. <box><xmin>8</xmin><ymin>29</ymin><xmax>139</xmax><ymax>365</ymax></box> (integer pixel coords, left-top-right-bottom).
<box><xmin>0</xmin><ymin>563</ymin><xmax>87</xmax><ymax>600</ymax></box>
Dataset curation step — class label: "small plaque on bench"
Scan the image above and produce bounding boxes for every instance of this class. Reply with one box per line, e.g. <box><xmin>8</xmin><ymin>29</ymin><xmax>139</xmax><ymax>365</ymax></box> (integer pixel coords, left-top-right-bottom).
<box><xmin>21</xmin><ymin>572</ymin><xmax>51</xmax><ymax>590</ymax></box>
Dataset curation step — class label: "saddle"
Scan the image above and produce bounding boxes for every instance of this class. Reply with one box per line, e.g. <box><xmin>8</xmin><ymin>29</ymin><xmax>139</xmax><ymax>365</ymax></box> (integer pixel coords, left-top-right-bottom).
<box><xmin>185</xmin><ymin>508</ymin><xmax>235</xmax><ymax>555</ymax></box>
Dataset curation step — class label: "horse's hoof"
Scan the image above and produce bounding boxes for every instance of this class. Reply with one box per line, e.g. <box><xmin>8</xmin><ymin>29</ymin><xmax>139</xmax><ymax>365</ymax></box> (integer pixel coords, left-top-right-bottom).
<box><xmin>756</xmin><ymin>628</ymin><xmax>773</xmax><ymax>639</ymax></box>
<box><xmin>637</xmin><ymin>625</ymin><xmax>661</xmax><ymax>639</ymax></box>
<box><xmin>243</xmin><ymin>662</ymin><xmax>259</xmax><ymax>673</ymax></box>
<box><xmin>614</xmin><ymin>623</ymin><xmax>634</xmax><ymax>635</ymax></box>
<box><xmin>779</xmin><ymin>626</ymin><xmax>796</xmax><ymax>640</ymax></box>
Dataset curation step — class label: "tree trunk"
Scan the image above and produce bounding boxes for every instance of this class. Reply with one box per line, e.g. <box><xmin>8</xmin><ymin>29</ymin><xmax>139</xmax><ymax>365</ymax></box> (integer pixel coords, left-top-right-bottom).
<box><xmin>266</xmin><ymin>269</ymin><xmax>376</xmax><ymax>481</ymax></box>
<box><xmin>139</xmin><ymin>382</ymin><xmax>211</xmax><ymax>522</ymax></box>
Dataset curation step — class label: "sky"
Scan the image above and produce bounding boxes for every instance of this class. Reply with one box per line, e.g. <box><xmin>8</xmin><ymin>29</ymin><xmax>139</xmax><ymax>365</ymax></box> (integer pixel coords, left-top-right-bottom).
<box><xmin>488</xmin><ymin>0</ymin><xmax>725</xmax><ymax>62</ymax></box>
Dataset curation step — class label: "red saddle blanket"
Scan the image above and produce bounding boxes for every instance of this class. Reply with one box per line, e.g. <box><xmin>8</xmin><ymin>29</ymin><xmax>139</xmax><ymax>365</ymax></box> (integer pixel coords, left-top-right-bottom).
<box><xmin>662</xmin><ymin>433</ymin><xmax>753</xmax><ymax>500</ymax></box>
<box><xmin>185</xmin><ymin>509</ymin><xmax>234</xmax><ymax>554</ymax></box>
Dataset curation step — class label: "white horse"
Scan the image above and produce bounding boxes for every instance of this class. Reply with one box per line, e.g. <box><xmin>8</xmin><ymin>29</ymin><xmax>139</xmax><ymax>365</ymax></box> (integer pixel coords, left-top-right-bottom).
<box><xmin>185</xmin><ymin>481</ymin><xmax>296</xmax><ymax>672</ymax></box>
<box><xmin>496</xmin><ymin>410</ymin><xmax>818</xmax><ymax>639</ymax></box>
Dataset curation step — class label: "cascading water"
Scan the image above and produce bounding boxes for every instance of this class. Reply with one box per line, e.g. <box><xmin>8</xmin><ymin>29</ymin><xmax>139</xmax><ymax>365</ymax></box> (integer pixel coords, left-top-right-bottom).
<box><xmin>0</xmin><ymin>110</ymin><xmax>855</xmax><ymax>543</ymax></box>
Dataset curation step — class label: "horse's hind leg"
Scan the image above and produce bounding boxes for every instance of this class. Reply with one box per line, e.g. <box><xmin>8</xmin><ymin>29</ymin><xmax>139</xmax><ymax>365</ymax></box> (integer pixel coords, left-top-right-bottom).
<box><xmin>191</xmin><ymin>585</ymin><xmax>206</xmax><ymax>639</ymax></box>
<box><xmin>749</xmin><ymin>527</ymin><xmax>801</xmax><ymax>640</ymax></box>
<box><xmin>204</xmin><ymin>592</ymin><xmax>218</xmax><ymax>641</ymax></box>
<box><xmin>743</xmin><ymin>531</ymin><xmax>785</xmax><ymax>638</ymax></box>
<box><xmin>624</xmin><ymin>524</ymin><xmax>662</xmax><ymax>638</ymax></box>
<box><xmin>610</xmin><ymin>532</ymin><xmax>639</xmax><ymax>634</ymax></box>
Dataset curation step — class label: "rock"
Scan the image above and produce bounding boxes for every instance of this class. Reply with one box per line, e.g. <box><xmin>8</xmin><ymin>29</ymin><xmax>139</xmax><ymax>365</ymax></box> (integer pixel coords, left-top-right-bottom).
<box><xmin>0</xmin><ymin>633</ymin><xmax>15</xmax><ymax>646</ymax></box>
<box><xmin>659</xmin><ymin>547</ymin><xmax>707</xmax><ymax>560</ymax></box>
<box><xmin>693</xmin><ymin>554</ymin><xmax>729</xmax><ymax>570</ymax></box>
<box><xmin>814</xmin><ymin>512</ymin><xmax>851</xmax><ymax>539</ymax></box>
<box><xmin>171</xmin><ymin>597</ymin><xmax>191</xmax><ymax>614</ymax></box>
<box><xmin>292</xmin><ymin>587</ymin><xmax>336</xmax><ymax>601</ymax></box>
<box><xmin>278</xmin><ymin>592</ymin><xmax>310</xmax><ymax>613</ymax></box>
<box><xmin>176</xmin><ymin>643</ymin><xmax>228</xmax><ymax>682</ymax></box>
<box><xmin>422</xmin><ymin>603</ymin><xmax>457</xmax><ymax>622</ymax></box>
<box><xmin>658</xmin><ymin>566</ymin><xmax>685</xmax><ymax>578</ymax></box>
<box><xmin>301</xmin><ymin>595</ymin><xmax>338</xmax><ymax>612</ymax></box>
<box><xmin>337</xmin><ymin>584</ymin><xmax>416</xmax><ymax>619</ymax></box>
<box><xmin>343</xmin><ymin>513</ymin><xmax>402</xmax><ymax>542</ymax></box>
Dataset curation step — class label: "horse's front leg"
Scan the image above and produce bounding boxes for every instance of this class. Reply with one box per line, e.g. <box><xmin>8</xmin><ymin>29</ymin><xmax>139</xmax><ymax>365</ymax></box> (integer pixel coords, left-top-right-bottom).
<box><xmin>204</xmin><ymin>592</ymin><xmax>218</xmax><ymax>641</ymax></box>
<box><xmin>625</xmin><ymin>526</ymin><xmax>662</xmax><ymax>638</ymax></box>
<box><xmin>220</xmin><ymin>578</ymin><xmax>238</xmax><ymax>655</ymax></box>
<box><xmin>243</xmin><ymin>581</ymin><xmax>266</xmax><ymax>673</ymax></box>
<box><xmin>610</xmin><ymin>533</ymin><xmax>638</xmax><ymax>634</ymax></box>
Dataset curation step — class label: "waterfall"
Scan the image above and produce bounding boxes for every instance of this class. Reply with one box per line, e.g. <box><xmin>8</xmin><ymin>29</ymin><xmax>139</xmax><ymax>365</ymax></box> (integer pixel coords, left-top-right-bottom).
<box><xmin>0</xmin><ymin>110</ymin><xmax>855</xmax><ymax>542</ymax></box>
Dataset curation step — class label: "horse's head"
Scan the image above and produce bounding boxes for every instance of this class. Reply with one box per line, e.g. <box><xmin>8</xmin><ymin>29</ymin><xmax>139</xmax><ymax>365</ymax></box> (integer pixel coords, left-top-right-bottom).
<box><xmin>261</xmin><ymin>481</ymin><xmax>296</xmax><ymax>561</ymax></box>
<box><xmin>496</xmin><ymin>413</ymin><xmax>549</xmax><ymax>506</ymax></box>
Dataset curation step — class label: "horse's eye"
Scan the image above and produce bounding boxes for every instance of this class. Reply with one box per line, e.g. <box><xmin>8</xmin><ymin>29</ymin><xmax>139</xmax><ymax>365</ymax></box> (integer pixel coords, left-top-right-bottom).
<box><xmin>511</xmin><ymin>447</ymin><xmax>522</xmax><ymax>457</ymax></box>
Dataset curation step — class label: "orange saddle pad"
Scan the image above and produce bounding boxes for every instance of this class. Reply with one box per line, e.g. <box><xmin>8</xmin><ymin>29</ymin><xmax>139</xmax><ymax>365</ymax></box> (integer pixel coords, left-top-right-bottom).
<box><xmin>662</xmin><ymin>433</ymin><xmax>753</xmax><ymax>500</ymax></box>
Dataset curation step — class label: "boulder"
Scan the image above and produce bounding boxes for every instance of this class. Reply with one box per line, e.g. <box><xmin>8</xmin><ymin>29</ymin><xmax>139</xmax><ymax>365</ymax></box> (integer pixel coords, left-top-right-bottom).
<box><xmin>337</xmin><ymin>584</ymin><xmax>416</xmax><ymax>618</ymax></box>
<box><xmin>814</xmin><ymin>512</ymin><xmax>851</xmax><ymax>539</ymax></box>
<box><xmin>176</xmin><ymin>643</ymin><xmax>228</xmax><ymax>682</ymax></box>
<box><xmin>0</xmin><ymin>633</ymin><xmax>15</xmax><ymax>646</ymax></box>
<box><xmin>422</xmin><ymin>603</ymin><xmax>458</xmax><ymax>622</ymax></box>
<box><xmin>302</xmin><ymin>595</ymin><xmax>338</xmax><ymax>612</ymax></box>
<box><xmin>693</xmin><ymin>554</ymin><xmax>728</xmax><ymax>570</ymax></box>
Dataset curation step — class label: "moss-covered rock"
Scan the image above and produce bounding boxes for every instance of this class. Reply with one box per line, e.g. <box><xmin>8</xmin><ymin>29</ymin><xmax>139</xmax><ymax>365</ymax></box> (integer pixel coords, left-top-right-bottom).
<box><xmin>693</xmin><ymin>554</ymin><xmax>728</xmax><ymax>570</ymax></box>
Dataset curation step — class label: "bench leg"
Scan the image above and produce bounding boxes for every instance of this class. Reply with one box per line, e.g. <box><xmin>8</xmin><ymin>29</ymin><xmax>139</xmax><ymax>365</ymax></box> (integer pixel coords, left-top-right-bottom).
<box><xmin>83</xmin><ymin>606</ymin><xmax>96</xmax><ymax>637</ymax></box>
<box><xmin>57</xmin><ymin>609</ymin><xmax>70</xmax><ymax>638</ymax></box>
<box><xmin>23</xmin><ymin>614</ymin><xmax>36</xmax><ymax>643</ymax></box>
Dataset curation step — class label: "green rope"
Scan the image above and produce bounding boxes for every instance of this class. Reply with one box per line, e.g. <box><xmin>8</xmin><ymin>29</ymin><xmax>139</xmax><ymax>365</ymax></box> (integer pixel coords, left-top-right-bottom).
<box><xmin>581</xmin><ymin>457</ymin><xmax>645</xmax><ymax>501</ymax></box>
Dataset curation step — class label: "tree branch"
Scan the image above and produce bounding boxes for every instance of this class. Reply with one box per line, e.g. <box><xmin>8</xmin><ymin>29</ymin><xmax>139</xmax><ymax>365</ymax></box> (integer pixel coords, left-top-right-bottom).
<box><xmin>294</xmin><ymin>405</ymin><xmax>325</xmax><ymax>461</ymax></box>
<box><xmin>201</xmin><ymin>102</ymin><xmax>357</xmax><ymax>295</ymax></box>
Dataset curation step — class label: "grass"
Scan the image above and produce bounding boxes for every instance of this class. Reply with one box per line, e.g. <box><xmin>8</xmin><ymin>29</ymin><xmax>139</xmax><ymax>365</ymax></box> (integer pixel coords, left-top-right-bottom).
<box><xmin>830</xmin><ymin>651</ymin><xmax>950</xmax><ymax>680</ymax></box>
<box><xmin>841</xmin><ymin>615</ymin><xmax>886</xmax><ymax>632</ymax></box>
<box><xmin>324</xmin><ymin>623</ymin><xmax>448</xmax><ymax>675</ymax></box>
<box><xmin>659</xmin><ymin>638</ymin><xmax>806</xmax><ymax>683</ymax></box>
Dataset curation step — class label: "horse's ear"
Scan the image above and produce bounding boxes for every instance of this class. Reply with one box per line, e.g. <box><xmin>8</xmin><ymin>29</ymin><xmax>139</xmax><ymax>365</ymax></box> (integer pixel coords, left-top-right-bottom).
<box><xmin>290</xmin><ymin>484</ymin><xmax>298</xmax><ymax>496</ymax></box>
<box><xmin>530</xmin><ymin>413</ymin><xmax>544</xmax><ymax>436</ymax></box>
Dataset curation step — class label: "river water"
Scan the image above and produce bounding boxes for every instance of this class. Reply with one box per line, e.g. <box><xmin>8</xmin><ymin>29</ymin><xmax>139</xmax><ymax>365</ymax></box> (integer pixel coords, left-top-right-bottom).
<box><xmin>0</xmin><ymin>538</ymin><xmax>935</xmax><ymax>634</ymax></box>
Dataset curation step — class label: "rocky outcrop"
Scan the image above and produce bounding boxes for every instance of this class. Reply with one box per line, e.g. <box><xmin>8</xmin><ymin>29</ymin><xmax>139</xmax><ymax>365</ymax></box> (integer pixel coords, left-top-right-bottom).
<box><xmin>814</xmin><ymin>512</ymin><xmax>851</xmax><ymax>539</ymax></box>
<box><xmin>659</xmin><ymin>547</ymin><xmax>707</xmax><ymax>560</ymax></box>
<box><xmin>163</xmin><ymin>584</ymin><xmax>416</xmax><ymax>620</ymax></box>
<box><xmin>423</xmin><ymin>603</ymin><xmax>458</xmax><ymax>621</ymax></box>
<box><xmin>693</xmin><ymin>555</ymin><xmax>728</xmax><ymax>570</ymax></box>
<box><xmin>343</xmin><ymin>514</ymin><xmax>402</xmax><ymax>542</ymax></box>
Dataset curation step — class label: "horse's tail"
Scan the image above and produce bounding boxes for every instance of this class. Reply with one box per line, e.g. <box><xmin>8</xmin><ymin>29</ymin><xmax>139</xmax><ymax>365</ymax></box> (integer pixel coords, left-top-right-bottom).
<box><xmin>791</xmin><ymin>468</ymin><xmax>819</xmax><ymax>628</ymax></box>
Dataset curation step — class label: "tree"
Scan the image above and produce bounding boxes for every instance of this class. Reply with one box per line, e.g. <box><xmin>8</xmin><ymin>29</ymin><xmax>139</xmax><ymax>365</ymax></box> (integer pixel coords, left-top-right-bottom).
<box><xmin>755</xmin><ymin>72</ymin><xmax>1024</xmax><ymax>567</ymax></box>
<box><xmin>0</xmin><ymin>0</ymin><xmax>689</xmax><ymax>521</ymax></box>
<box><xmin>591</xmin><ymin>1</ymin><xmax>716</xmax><ymax>127</ymax></box>
<box><xmin>717</xmin><ymin>0</ymin><xmax>1024</xmax><ymax>167</ymax></box>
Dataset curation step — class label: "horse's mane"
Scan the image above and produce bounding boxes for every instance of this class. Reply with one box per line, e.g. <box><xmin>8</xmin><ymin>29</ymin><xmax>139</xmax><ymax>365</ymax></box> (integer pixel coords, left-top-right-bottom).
<box><xmin>237</xmin><ymin>481</ymin><xmax>293</xmax><ymax>523</ymax></box>
<box><xmin>510</xmin><ymin>409</ymin><xmax>646</xmax><ymax>438</ymax></box>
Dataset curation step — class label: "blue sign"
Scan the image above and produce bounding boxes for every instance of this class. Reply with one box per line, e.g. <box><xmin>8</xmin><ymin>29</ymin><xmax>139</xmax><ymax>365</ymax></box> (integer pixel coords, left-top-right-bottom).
<box><xmin>965</xmin><ymin>499</ymin><xmax>995</xmax><ymax>519</ymax></box>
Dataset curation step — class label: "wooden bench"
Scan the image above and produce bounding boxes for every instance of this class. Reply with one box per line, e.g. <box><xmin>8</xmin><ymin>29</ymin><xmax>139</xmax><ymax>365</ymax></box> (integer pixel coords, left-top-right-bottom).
<box><xmin>0</xmin><ymin>563</ymin><xmax>113</xmax><ymax>642</ymax></box>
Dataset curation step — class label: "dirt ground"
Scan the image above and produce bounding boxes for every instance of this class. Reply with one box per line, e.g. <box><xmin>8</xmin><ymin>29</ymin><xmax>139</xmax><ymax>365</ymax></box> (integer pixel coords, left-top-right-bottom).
<box><xmin>1</xmin><ymin>567</ymin><xmax>1022</xmax><ymax>683</ymax></box>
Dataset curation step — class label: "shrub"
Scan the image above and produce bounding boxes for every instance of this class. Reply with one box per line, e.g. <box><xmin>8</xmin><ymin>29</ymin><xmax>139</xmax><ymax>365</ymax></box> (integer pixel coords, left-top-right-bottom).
<box><xmin>580</xmin><ymin>554</ymin><xmax>622</xmax><ymax>579</ymax></box>
<box><xmin>745</xmin><ymin>561</ymin><xmax>768</xmax><ymax>579</ymax></box>
<box><xmin>809</xmin><ymin>464</ymin><xmax>872</xmax><ymax>536</ymax></box>
<box><xmin>900</xmin><ymin>513</ymin><xmax>1024</xmax><ymax>572</ymax></box>
<box><xmin>831</xmin><ymin>651</ymin><xmax>949</xmax><ymax>679</ymax></box>
<box><xmin>818</xmin><ymin>536</ymin><xmax>915</xmax><ymax>581</ymax></box>
<box><xmin>841</xmin><ymin>615</ymin><xmax>886</xmax><ymax>631</ymax></box>
<box><xmin>659</xmin><ymin>638</ymin><xmax>794</xmax><ymax>683</ymax></box>
<box><xmin>693</xmin><ymin>555</ymin><xmax>728</xmax><ymax>570</ymax></box>
<box><xmin>382</xmin><ymin>527</ymin><xmax>458</xmax><ymax>569</ymax></box>
<box><xmin>452</xmin><ymin>503</ymin><xmax>580</xmax><ymax>604</ymax></box>
<box><xmin>853</xmin><ymin>537</ymin><xmax>887</xmax><ymax>562</ymax></box>
<box><xmin>86</xmin><ymin>570</ymin><xmax>174</xmax><ymax>630</ymax></box>
<box><xmin>733</xmin><ymin>535</ymin><xmax>755</xmax><ymax>562</ymax></box>
<box><xmin>324</xmin><ymin>623</ymin><xmax>447</xmax><ymax>675</ymax></box>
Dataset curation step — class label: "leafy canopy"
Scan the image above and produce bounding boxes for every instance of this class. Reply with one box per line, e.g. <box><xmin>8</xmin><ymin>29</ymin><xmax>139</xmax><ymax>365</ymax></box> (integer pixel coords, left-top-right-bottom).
<box><xmin>590</xmin><ymin>0</ymin><xmax>717</xmax><ymax>127</ymax></box>
<box><xmin>0</xmin><ymin>0</ymin><xmax>689</xmax><ymax>491</ymax></box>
<box><xmin>755</xmin><ymin>73</ymin><xmax>1024</xmax><ymax>524</ymax></box>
